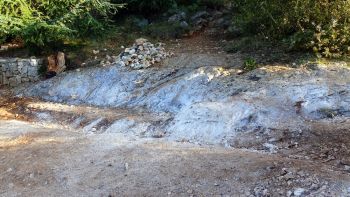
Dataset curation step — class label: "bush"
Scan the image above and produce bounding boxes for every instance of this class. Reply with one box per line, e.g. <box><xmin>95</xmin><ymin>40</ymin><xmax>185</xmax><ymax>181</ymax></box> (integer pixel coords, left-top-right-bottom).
<box><xmin>233</xmin><ymin>0</ymin><xmax>350</xmax><ymax>57</ymax></box>
<box><xmin>112</xmin><ymin>0</ymin><xmax>229</xmax><ymax>16</ymax></box>
<box><xmin>198</xmin><ymin>0</ymin><xmax>229</xmax><ymax>9</ymax></box>
<box><xmin>112</xmin><ymin>0</ymin><xmax>177</xmax><ymax>15</ymax></box>
<box><xmin>0</xmin><ymin>0</ymin><xmax>121</xmax><ymax>48</ymax></box>
<box><xmin>243</xmin><ymin>57</ymin><xmax>257</xmax><ymax>71</ymax></box>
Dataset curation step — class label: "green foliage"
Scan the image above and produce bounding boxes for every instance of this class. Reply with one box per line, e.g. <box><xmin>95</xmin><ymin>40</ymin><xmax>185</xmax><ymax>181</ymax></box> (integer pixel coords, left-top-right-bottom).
<box><xmin>112</xmin><ymin>0</ymin><xmax>229</xmax><ymax>16</ymax></box>
<box><xmin>243</xmin><ymin>57</ymin><xmax>257</xmax><ymax>71</ymax></box>
<box><xmin>198</xmin><ymin>0</ymin><xmax>229</xmax><ymax>9</ymax></box>
<box><xmin>112</xmin><ymin>0</ymin><xmax>177</xmax><ymax>15</ymax></box>
<box><xmin>232</xmin><ymin>0</ymin><xmax>350</xmax><ymax>57</ymax></box>
<box><xmin>0</xmin><ymin>0</ymin><xmax>122</xmax><ymax>48</ymax></box>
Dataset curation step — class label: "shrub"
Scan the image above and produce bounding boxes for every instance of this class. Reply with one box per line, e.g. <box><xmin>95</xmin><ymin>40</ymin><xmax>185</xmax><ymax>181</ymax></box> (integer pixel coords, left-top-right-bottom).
<box><xmin>112</xmin><ymin>0</ymin><xmax>177</xmax><ymax>15</ymax></box>
<box><xmin>232</xmin><ymin>0</ymin><xmax>350</xmax><ymax>57</ymax></box>
<box><xmin>243</xmin><ymin>57</ymin><xmax>257</xmax><ymax>71</ymax></box>
<box><xmin>112</xmin><ymin>0</ymin><xmax>229</xmax><ymax>16</ymax></box>
<box><xmin>198</xmin><ymin>0</ymin><xmax>229</xmax><ymax>9</ymax></box>
<box><xmin>0</xmin><ymin>0</ymin><xmax>122</xmax><ymax>48</ymax></box>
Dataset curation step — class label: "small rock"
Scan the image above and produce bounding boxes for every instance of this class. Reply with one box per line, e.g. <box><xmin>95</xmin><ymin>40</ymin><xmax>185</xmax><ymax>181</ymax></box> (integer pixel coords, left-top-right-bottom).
<box><xmin>180</xmin><ymin>21</ymin><xmax>189</xmax><ymax>28</ymax></box>
<box><xmin>8</xmin><ymin>183</ymin><xmax>14</xmax><ymax>188</ymax></box>
<box><xmin>168</xmin><ymin>12</ymin><xmax>186</xmax><ymax>22</ymax></box>
<box><xmin>236</xmin><ymin>69</ymin><xmax>244</xmax><ymax>75</ymax></box>
<box><xmin>293</xmin><ymin>188</ymin><xmax>306</xmax><ymax>196</ymax></box>
<box><xmin>124</xmin><ymin>163</ymin><xmax>129</xmax><ymax>171</ymax></box>
<box><xmin>29</xmin><ymin>173</ymin><xmax>34</xmax><ymax>179</ymax></box>
<box><xmin>344</xmin><ymin>165</ymin><xmax>350</xmax><ymax>172</ymax></box>
<box><xmin>129</xmin><ymin>49</ymin><xmax>136</xmax><ymax>54</ymax></box>
<box><xmin>263</xmin><ymin>143</ymin><xmax>278</xmax><ymax>153</ymax></box>
<box><xmin>135</xmin><ymin>38</ymin><xmax>148</xmax><ymax>46</ymax></box>
<box><xmin>191</xmin><ymin>11</ymin><xmax>209</xmax><ymax>21</ymax></box>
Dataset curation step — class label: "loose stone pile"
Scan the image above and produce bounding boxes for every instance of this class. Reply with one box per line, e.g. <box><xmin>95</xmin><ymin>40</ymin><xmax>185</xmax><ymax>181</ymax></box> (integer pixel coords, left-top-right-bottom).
<box><xmin>116</xmin><ymin>38</ymin><xmax>173</xmax><ymax>69</ymax></box>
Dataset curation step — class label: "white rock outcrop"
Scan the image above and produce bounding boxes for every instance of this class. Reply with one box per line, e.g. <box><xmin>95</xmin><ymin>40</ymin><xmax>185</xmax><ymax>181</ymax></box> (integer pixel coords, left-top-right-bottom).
<box><xmin>18</xmin><ymin>57</ymin><xmax>350</xmax><ymax>145</ymax></box>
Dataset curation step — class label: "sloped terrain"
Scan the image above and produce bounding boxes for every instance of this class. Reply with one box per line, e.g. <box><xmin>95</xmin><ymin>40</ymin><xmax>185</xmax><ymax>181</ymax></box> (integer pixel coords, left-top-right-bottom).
<box><xmin>1</xmin><ymin>33</ymin><xmax>350</xmax><ymax>196</ymax></box>
<box><xmin>17</xmin><ymin>58</ymin><xmax>350</xmax><ymax>145</ymax></box>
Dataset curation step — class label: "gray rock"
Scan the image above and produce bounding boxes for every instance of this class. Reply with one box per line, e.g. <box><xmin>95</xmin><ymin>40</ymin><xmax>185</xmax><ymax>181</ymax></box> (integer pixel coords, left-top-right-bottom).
<box><xmin>28</xmin><ymin>66</ymin><xmax>38</xmax><ymax>76</ymax></box>
<box><xmin>293</xmin><ymin>188</ymin><xmax>306</xmax><ymax>196</ymax></box>
<box><xmin>191</xmin><ymin>11</ymin><xmax>209</xmax><ymax>21</ymax></box>
<box><xmin>18</xmin><ymin>61</ymin><xmax>350</xmax><ymax>145</ymax></box>
<box><xmin>9</xmin><ymin>77</ymin><xmax>18</xmax><ymax>87</ymax></box>
<box><xmin>180</xmin><ymin>21</ymin><xmax>189</xmax><ymax>28</ymax></box>
<box><xmin>2</xmin><ymin>74</ymin><xmax>8</xmax><ymax>85</ymax></box>
<box><xmin>168</xmin><ymin>12</ymin><xmax>186</xmax><ymax>22</ymax></box>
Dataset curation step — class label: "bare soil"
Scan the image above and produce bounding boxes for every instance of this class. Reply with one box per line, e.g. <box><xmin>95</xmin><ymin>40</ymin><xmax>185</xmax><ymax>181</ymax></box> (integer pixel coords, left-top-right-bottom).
<box><xmin>1</xmin><ymin>32</ymin><xmax>350</xmax><ymax>196</ymax></box>
<box><xmin>1</xmin><ymin>119</ymin><xmax>350</xmax><ymax>197</ymax></box>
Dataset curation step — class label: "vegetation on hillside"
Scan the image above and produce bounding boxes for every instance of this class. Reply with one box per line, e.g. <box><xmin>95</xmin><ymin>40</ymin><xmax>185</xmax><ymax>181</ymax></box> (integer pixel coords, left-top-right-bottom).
<box><xmin>0</xmin><ymin>0</ymin><xmax>122</xmax><ymax>47</ymax></box>
<box><xmin>232</xmin><ymin>0</ymin><xmax>350</xmax><ymax>58</ymax></box>
<box><xmin>1</xmin><ymin>0</ymin><xmax>350</xmax><ymax>58</ymax></box>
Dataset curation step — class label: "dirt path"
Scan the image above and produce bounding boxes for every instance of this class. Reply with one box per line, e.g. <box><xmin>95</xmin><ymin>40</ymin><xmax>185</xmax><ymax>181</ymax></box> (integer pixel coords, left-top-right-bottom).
<box><xmin>1</xmin><ymin>120</ymin><xmax>349</xmax><ymax>196</ymax></box>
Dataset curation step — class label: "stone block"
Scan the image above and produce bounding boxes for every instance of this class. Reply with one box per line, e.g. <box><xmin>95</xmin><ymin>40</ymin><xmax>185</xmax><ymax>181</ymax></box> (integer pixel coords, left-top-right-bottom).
<box><xmin>28</xmin><ymin>66</ymin><xmax>38</xmax><ymax>76</ymax></box>
<box><xmin>1</xmin><ymin>64</ymin><xmax>8</xmax><ymax>72</ymax></box>
<box><xmin>2</xmin><ymin>75</ymin><xmax>8</xmax><ymax>85</ymax></box>
<box><xmin>9</xmin><ymin>77</ymin><xmax>17</xmax><ymax>87</ymax></box>
<box><xmin>30</xmin><ymin>58</ymin><xmax>38</xmax><ymax>67</ymax></box>
<box><xmin>19</xmin><ymin>66</ymin><xmax>28</xmax><ymax>75</ymax></box>
<box><xmin>16</xmin><ymin>75</ymin><xmax>21</xmax><ymax>84</ymax></box>
<box><xmin>21</xmin><ymin>77</ymin><xmax>30</xmax><ymax>83</ymax></box>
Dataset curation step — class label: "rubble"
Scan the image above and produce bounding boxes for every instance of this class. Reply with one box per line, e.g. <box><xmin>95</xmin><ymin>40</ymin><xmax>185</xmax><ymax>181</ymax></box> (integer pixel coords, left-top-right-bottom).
<box><xmin>116</xmin><ymin>38</ymin><xmax>173</xmax><ymax>69</ymax></box>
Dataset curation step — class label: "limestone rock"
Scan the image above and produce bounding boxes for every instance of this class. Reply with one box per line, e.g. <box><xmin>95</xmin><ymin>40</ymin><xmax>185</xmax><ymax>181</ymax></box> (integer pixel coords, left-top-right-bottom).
<box><xmin>116</xmin><ymin>38</ymin><xmax>173</xmax><ymax>70</ymax></box>
<box><xmin>57</xmin><ymin>52</ymin><xmax>66</xmax><ymax>73</ymax></box>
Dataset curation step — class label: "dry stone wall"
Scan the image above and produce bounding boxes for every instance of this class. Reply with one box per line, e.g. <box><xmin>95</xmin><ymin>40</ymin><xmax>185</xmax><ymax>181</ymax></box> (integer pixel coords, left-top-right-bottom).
<box><xmin>0</xmin><ymin>58</ymin><xmax>42</xmax><ymax>87</ymax></box>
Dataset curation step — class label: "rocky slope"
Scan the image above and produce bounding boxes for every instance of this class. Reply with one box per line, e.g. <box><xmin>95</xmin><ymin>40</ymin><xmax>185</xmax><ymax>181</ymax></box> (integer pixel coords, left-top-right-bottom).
<box><xmin>16</xmin><ymin>53</ymin><xmax>350</xmax><ymax>146</ymax></box>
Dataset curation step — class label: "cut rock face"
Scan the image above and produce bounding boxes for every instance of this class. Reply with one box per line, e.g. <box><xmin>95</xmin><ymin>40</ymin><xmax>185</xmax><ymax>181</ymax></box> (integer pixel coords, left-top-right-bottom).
<box><xmin>116</xmin><ymin>38</ymin><xmax>173</xmax><ymax>69</ymax></box>
<box><xmin>17</xmin><ymin>60</ymin><xmax>350</xmax><ymax>145</ymax></box>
